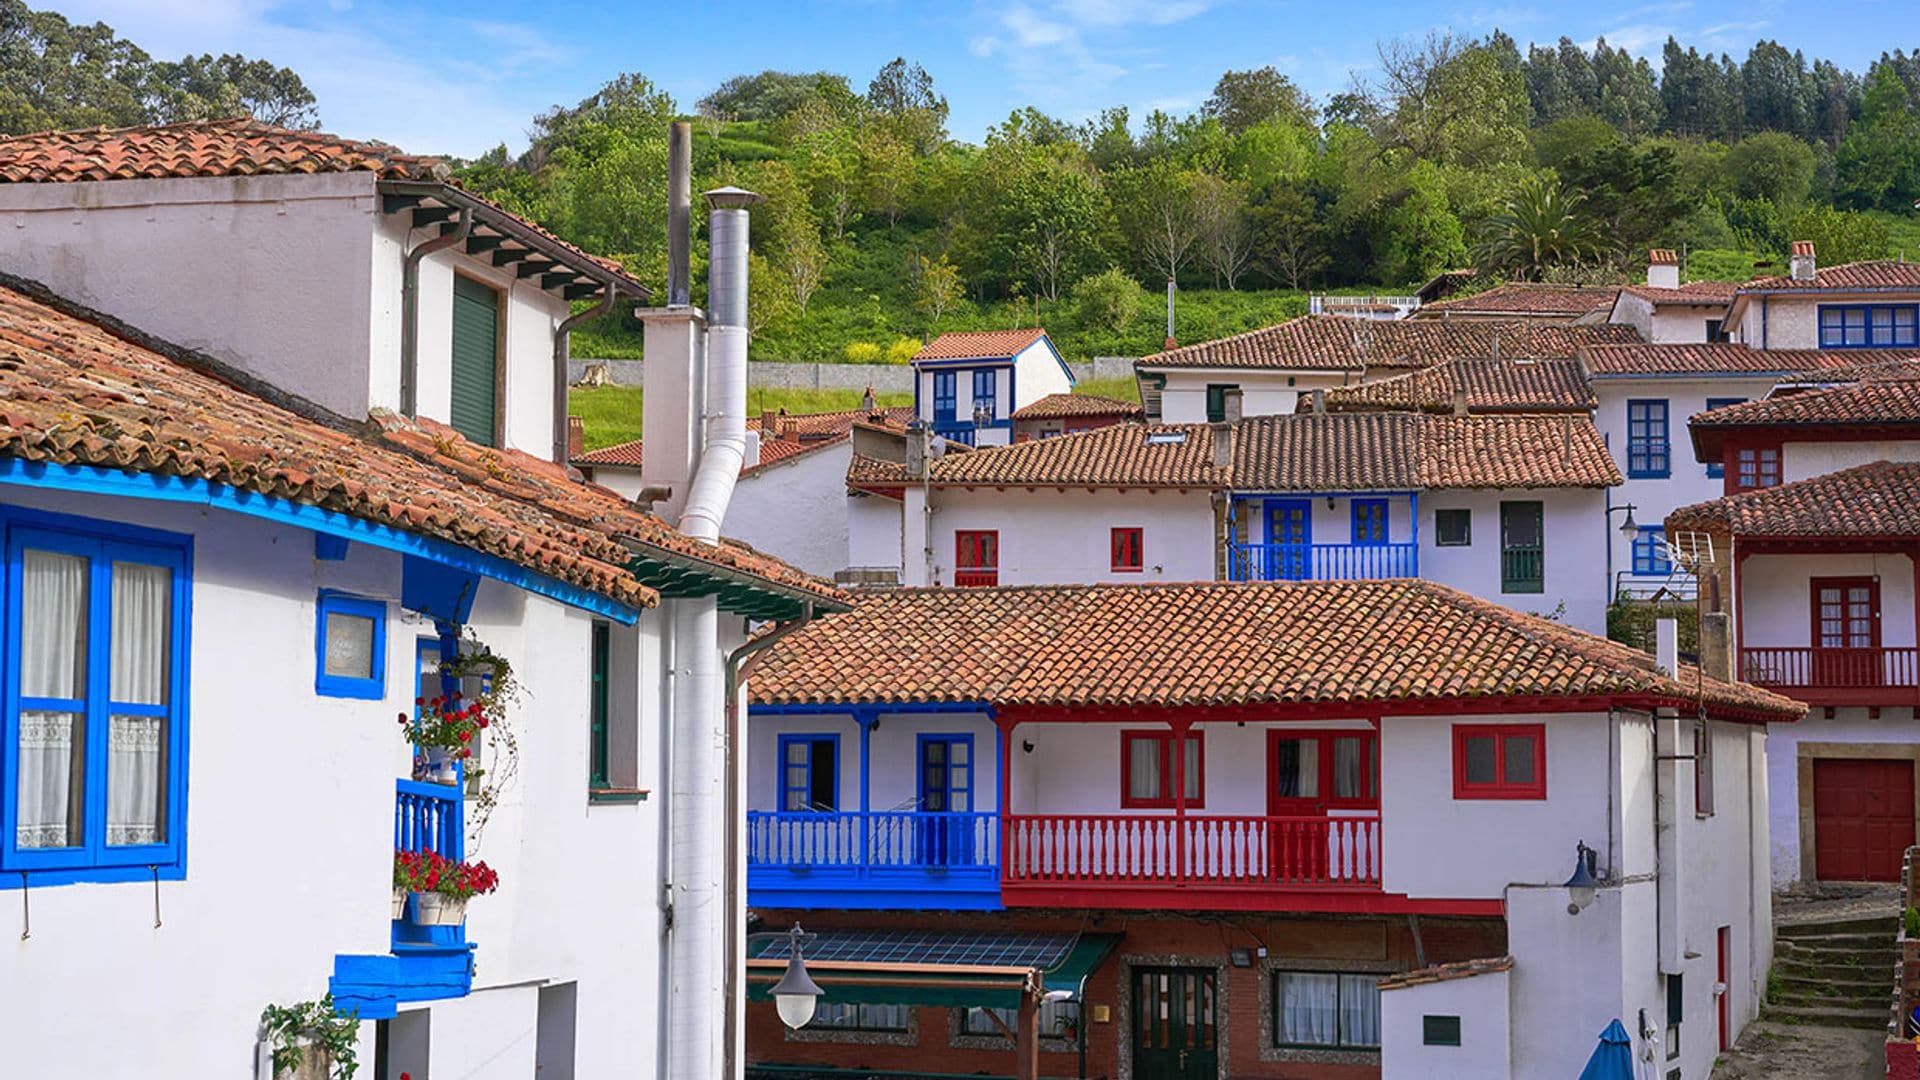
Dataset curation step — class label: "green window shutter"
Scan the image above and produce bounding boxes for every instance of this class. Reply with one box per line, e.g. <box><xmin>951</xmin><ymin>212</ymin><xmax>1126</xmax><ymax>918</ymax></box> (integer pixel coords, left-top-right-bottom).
<box><xmin>450</xmin><ymin>275</ymin><xmax>499</xmax><ymax>447</ymax></box>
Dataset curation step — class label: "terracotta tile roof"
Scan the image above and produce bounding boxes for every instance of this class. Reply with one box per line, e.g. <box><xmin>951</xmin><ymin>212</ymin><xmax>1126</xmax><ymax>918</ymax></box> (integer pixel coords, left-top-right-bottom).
<box><xmin>1417</xmin><ymin>283</ymin><xmax>1620</xmax><ymax>317</ymax></box>
<box><xmin>1139</xmin><ymin>316</ymin><xmax>1639</xmax><ymax>372</ymax></box>
<box><xmin>1316</xmin><ymin>357</ymin><xmax>1595</xmax><ymax>414</ymax></box>
<box><xmin>1691</xmin><ymin>374</ymin><xmax>1920</xmax><ymax>431</ymax></box>
<box><xmin>1618</xmin><ymin>280</ymin><xmax>1740</xmax><ymax>305</ymax></box>
<box><xmin>1378</xmin><ymin>956</ymin><xmax>1514</xmax><ymax>991</ymax></box>
<box><xmin>0</xmin><ymin>274</ymin><xmax>843</xmax><ymax>610</ymax></box>
<box><xmin>1738</xmin><ymin>259</ymin><xmax>1920</xmax><ymax>292</ymax></box>
<box><xmin>914</xmin><ymin>329</ymin><xmax>1049</xmax><ymax>362</ymax></box>
<box><xmin>925</xmin><ymin>423</ymin><xmax>1221</xmax><ymax>489</ymax></box>
<box><xmin>1234</xmin><ymin>413</ymin><xmax>1620</xmax><ymax>491</ymax></box>
<box><xmin>574</xmin><ymin>440</ymin><xmax>645</xmax><ymax>468</ymax></box>
<box><xmin>1667</xmin><ymin>461</ymin><xmax>1920</xmax><ymax>539</ymax></box>
<box><xmin>0</xmin><ymin>119</ymin><xmax>640</xmax><ymax>287</ymax></box>
<box><xmin>748</xmin><ymin>580</ymin><xmax>1802</xmax><ymax>721</ymax></box>
<box><xmin>1582</xmin><ymin>343</ymin><xmax>1867</xmax><ymax>377</ymax></box>
<box><xmin>0</xmin><ymin>118</ymin><xmax>450</xmax><ymax>183</ymax></box>
<box><xmin>1010</xmin><ymin>392</ymin><xmax>1142</xmax><ymax>420</ymax></box>
<box><xmin>847</xmin><ymin>452</ymin><xmax>911</xmax><ymax>488</ymax></box>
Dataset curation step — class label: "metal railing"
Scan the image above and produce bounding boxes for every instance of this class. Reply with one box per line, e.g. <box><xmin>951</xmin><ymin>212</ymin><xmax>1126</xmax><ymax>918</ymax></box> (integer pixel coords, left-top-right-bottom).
<box><xmin>1740</xmin><ymin>647</ymin><xmax>1920</xmax><ymax>689</ymax></box>
<box><xmin>746</xmin><ymin>810</ymin><xmax>999</xmax><ymax>872</ymax></box>
<box><xmin>1501</xmin><ymin>544</ymin><xmax>1544</xmax><ymax>593</ymax></box>
<box><xmin>1225</xmin><ymin>542</ymin><xmax>1417</xmax><ymax>582</ymax></box>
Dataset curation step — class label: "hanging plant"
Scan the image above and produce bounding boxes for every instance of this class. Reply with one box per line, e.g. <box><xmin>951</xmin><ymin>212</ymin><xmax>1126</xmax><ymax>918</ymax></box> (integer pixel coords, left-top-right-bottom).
<box><xmin>260</xmin><ymin>995</ymin><xmax>360</xmax><ymax>1079</ymax></box>
<box><xmin>438</xmin><ymin>632</ymin><xmax>523</xmax><ymax>848</ymax></box>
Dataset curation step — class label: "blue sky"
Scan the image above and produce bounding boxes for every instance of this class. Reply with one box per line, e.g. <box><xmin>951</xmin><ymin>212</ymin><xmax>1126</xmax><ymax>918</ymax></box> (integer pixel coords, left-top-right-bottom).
<box><xmin>47</xmin><ymin>0</ymin><xmax>1903</xmax><ymax>158</ymax></box>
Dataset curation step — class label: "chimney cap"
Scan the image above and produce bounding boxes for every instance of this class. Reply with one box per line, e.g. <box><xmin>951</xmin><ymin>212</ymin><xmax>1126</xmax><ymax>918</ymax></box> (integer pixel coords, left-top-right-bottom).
<box><xmin>1648</xmin><ymin>248</ymin><xmax>1677</xmax><ymax>265</ymax></box>
<box><xmin>1790</xmin><ymin>240</ymin><xmax>1815</xmax><ymax>258</ymax></box>
<box><xmin>704</xmin><ymin>185</ymin><xmax>763</xmax><ymax>209</ymax></box>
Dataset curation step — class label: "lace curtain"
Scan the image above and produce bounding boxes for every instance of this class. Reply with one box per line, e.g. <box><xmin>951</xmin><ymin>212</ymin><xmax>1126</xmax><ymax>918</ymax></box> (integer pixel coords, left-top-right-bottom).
<box><xmin>1276</xmin><ymin>972</ymin><xmax>1380</xmax><ymax>1048</ymax></box>
<box><xmin>18</xmin><ymin>550</ymin><xmax>87</xmax><ymax>849</ymax></box>
<box><xmin>109</xmin><ymin>561</ymin><xmax>170</xmax><ymax>846</ymax></box>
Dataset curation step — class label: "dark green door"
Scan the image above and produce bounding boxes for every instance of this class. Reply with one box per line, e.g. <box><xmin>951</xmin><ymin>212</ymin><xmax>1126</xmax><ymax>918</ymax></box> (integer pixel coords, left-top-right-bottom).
<box><xmin>1133</xmin><ymin>967</ymin><xmax>1217</xmax><ymax>1080</ymax></box>
<box><xmin>450</xmin><ymin>275</ymin><xmax>499</xmax><ymax>446</ymax></box>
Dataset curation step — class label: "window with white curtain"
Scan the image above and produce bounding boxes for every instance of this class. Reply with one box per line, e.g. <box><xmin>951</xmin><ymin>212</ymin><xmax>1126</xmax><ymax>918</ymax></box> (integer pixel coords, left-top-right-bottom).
<box><xmin>1273</xmin><ymin>971</ymin><xmax>1381</xmax><ymax>1049</ymax></box>
<box><xmin>5</xmin><ymin>512</ymin><xmax>190</xmax><ymax>879</ymax></box>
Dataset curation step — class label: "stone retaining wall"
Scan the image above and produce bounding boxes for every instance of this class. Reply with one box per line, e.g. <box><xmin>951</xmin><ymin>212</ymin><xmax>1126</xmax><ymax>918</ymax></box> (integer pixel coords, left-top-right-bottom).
<box><xmin>568</xmin><ymin>355</ymin><xmax>1137</xmax><ymax>391</ymax></box>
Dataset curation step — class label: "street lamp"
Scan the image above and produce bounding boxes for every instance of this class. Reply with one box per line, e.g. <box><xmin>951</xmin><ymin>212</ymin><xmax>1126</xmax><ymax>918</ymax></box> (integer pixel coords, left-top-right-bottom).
<box><xmin>772</xmin><ymin>923</ymin><xmax>824</xmax><ymax>1031</ymax></box>
<box><xmin>1564</xmin><ymin>840</ymin><xmax>1599</xmax><ymax>915</ymax></box>
<box><xmin>1609</xmin><ymin>504</ymin><xmax>1640</xmax><ymax>544</ymax></box>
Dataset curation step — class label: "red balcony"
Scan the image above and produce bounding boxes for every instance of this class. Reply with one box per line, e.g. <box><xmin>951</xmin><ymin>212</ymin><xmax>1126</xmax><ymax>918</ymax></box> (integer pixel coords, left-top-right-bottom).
<box><xmin>1740</xmin><ymin>647</ymin><xmax>1920</xmax><ymax>705</ymax></box>
<box><xmin>1001</xmin><ymin>813</ymin><xmax>1381</xmax><ymax>910</ymax></box>
<box><xmin>954</xmin><ymin>568</ymin><xmax>998</xmax><ymax>587</ymax></box>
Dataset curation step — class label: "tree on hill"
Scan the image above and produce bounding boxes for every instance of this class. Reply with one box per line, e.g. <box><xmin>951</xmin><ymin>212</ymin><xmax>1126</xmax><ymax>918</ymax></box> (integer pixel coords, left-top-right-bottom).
<box><xmin>1201</xmin><ymin>67</ymin><xmax>1315</xmax><ymax>135</ymax></box>
<box><xmin>1473</xmin><ymin>175</ymin><xmax>1598</xmax><ymax>279</ymax></box>
<box><xmin>696</xmin><ymin>70</ymin><xmax>855</xmax><ymax>123</ymax></box>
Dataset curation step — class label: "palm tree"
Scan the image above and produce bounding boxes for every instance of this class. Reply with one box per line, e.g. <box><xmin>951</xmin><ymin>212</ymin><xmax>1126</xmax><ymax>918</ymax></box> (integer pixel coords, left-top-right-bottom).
<box><xmin>1473</xmin><ymin>176</ymin><xmax>1599</xmax><ymax>280</ymax></box>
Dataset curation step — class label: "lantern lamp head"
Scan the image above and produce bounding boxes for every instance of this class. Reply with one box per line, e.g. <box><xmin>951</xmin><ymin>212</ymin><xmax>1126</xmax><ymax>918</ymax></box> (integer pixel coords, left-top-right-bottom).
<box><xmin>1564</xmin><ymin>841</ymin><xmax>1599</xmax><ymax>914</ymax></box>
<box><xmin>772</xmin><ymin>923</ymin><xmax>824</xmax><ymax>1030</ymax></box>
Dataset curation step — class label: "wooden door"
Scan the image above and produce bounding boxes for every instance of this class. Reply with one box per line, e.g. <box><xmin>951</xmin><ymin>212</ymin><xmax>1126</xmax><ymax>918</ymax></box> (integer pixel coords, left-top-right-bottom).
<box><xmin>916</xmin><ymin>735</ymin><xmax>973</xmax><ymax>867</ymax></box>
<box><xmin>1263</xmin><ymin>499</ymin><xmax>1311</xmax><ymax>580</ymax></box>
<box><xmin>1716</xmin><ymin>925</ymin><xmax>1731</xmax><ymax>1052</ymax></box>
<box><xmin>1133</xmin><ymin>967</ymin><xmax>1217</xmax><ymax>1080</ymax></box>
<box><xmin>1812</xmin><ymin>758</ymin><xmax>1914</xmax><ymax>881</ymax></box>
<box><xmin>1810</xmin><ymin>577</ymin><xmax>1880</xmax><ymax>686</ymax></box>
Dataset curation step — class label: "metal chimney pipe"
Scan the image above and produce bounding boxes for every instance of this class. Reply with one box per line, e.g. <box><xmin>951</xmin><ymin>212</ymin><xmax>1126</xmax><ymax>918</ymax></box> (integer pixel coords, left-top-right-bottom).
<box><xmin>1164</xmin><ymin>279</ymin><xmax>1177</xmax><ymax>349</ymax></box>
<box><xmin>668</xmin><ymin>122</ymin><xmax>692</xmax><ymax>307</ymax></box>
<box><xmin>678</xmin><ymin>185</ymin><xmax>760</xmax><ymax>543</ymax></box>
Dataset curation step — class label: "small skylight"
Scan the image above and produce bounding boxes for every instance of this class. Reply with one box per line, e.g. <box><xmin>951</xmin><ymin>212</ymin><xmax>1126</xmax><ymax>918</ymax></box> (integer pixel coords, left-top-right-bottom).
<box><xmin>1145</xmin><ymin>431</ymin><xmax>1188</xmax><ymax>445</ymax></box>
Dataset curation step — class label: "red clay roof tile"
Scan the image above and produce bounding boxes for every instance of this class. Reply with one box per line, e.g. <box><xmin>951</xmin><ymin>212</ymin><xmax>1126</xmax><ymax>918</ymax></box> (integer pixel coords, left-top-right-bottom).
<box><xmin>1417</xmin><ymin>283</ymin><xmax>1619</xmax><ymax>316</ymax></box>
<box><xmin>1317</xmin><ymin>357</ymin><xmax>1595</xmax><ymax>414</ymax></box>
<box><xmin>1738</xmin><ymin>259</ymin><xmax>1920</xmax><ymax>292</ymax></box>
<box><xmin>1581</xmin><ymin>342</ymin><xmax>1870</xmax><ymax>377</ymax></box>
<box><xmin>748</xmin><ymin>580</ymin><xmax>1800</xmax><ymax>721</ymax></box>
<box><xmin>1667</xmin><ymin>460</ymin><xmax>1920</xmax><ymax>538</ymax></box>
<box><xmin>914</xmin><ymin>329</ymin><xmax>1049</xmax><ymax>362</ymax></box>
<box><xmin>1010</xmin><ymin>392</ymin><xmax>1142</xmax><ymax>420</ymax></box>
<box><xmin>1140</xmin><ymin>316</ymin><xmax>1639</xmax><ymax>372</ymax></box>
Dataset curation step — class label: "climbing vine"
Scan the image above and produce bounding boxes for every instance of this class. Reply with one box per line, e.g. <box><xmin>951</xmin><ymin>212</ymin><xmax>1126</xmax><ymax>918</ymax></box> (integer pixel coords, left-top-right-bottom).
<box><xmin>259</xmin><ymin>995</ymin><xmax>359</xmax><ymax>1079</ymax></box>
<box><xmin>440</xmin><ymin>631</ymin><xmax>524</xmax><ymax>848</ymax></box>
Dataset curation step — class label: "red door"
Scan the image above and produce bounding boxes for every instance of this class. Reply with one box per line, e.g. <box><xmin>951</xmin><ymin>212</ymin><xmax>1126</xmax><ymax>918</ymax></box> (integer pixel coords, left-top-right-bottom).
<box><xmin>1266</xmin><ymin>731</ymin><xmax>1378</xmax><ymax>884</ymax></box>
<box><xmin>1716</xmin><ymin>925</ymin><xmax>1731</xmax><ymax>1052</ymax></box>
<box><xmin>1812</xmin><ymin>758</ymin><xmax>1914</xmax><ymax>881</ymax></box>
<box><xmin>1810</xmin><ymin>577</ymin><xmax>1880</xmax><ymax>686</ymax></box>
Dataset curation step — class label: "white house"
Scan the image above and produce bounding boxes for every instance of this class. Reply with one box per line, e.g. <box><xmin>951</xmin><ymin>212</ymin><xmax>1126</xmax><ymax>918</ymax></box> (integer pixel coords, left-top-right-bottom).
<box><xmin>1135</xmin><ymin>315</ymin><xmax>1641</xmax><ymax>423</ymax></box>
<box><xmin>1672</xmin><ymin>364</ymin><xmax>1920</xmax><ymax>888</ymax></box>
<box><xmin>910</xmin><ymin>329</ymin><xmax>1074</xmax><ymax>447</ymax></box>
<box><xmin>739</xmin><ymin>580</ymin><xmax>1798</xmax><ymax>1080</ymax></box>
<box><xmin>1725</xmin><ymin>243</ymin><xmax>1920</xmax><ymax>352</ymax></box>
<box><xmin>0</xmin><ymin>119</ymin><xmax>847</xmax><ymax>1079</ymax></box>
<box><xmin>1605</xmin><ymin>250</ymin><xmax>1740</xmax><ymax>345</ymax></box>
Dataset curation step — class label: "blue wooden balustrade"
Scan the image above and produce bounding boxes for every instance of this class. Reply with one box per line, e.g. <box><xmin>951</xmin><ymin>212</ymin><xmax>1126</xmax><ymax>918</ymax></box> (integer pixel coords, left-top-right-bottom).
<box><xmin>746</xmin><ymin>810</ymin><xmax>1003</xmax><ymax>910</ymax></box>
<box><xmin>1226</xmin><ymin>542</ymin><xmax>1418</xmax><ymax>582</ymax></box>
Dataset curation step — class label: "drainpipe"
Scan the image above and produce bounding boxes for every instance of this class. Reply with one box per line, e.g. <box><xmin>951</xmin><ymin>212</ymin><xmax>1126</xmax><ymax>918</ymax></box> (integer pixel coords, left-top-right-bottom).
<box><xmin>722</xmin><ymin>604</ymin><xmax>816</xmax><ymax>1080</ymax></box>
<box><xmin>400</xmin><ymin>206</ymin><xmax>474</xmax><ymax>418</ymax></box>
<box><xmin>679</xmin><ymin>187</ymin><xmax>761</xmax><ymax>543</ymax></box>
<box><xmin>552</xmin><ymin>288</ymin><xmax>619</xmax><ymax>464</ymax></box>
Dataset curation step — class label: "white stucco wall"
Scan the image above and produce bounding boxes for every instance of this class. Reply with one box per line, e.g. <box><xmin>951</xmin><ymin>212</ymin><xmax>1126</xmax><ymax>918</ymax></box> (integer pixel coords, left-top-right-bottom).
<box><xmin>721</xmin><ymin>442</ymin><xmax>857</xmax><ymax>578</ymax></box>
<box><xmin>1784</xmin><ymin>438</ymin><xmax>1920</xmax><ymax>482</ymax></box>
<box><xmin>1609</xmin><ymin>294</ymin><xmax>1725</xmax><ymax>345</ymax></box>
<box><xmin>1593</xmin><ymin>377</ymin><xmax>1777</xmax><ymax>593</ymax></box>
<box><xmin>847</xmin><ymin>491</ymin><xmax>905</xmax><ymax>576</ymax></box>
<box><xmin>928</xmin><ymin>487</ymin><xmax>1216</xmax><ymax>585</ymax></box>
<box><xmin>1733</xmin><ymin>295</ymin><xmax>1819</xmax><ymax>350</ymax></box>
<box><xmin>1379</xmin><ymin>969</ymin><xmax>1511</xmax><ymax>1079</ymax></box>
<box><xmin>0</xmin><ymin>483</ymin><xmax>681</xmax><ymax>1078</ymax></box>
<box><xmin>1153</xmin><ymin>369</ymin><xmax>1353</xmax><ymax>422</ymax></box>
<box><xmin>0</xmin><ymin>174</ymin><xmax>568</xmax><ymax>458</ymax></box>
<box><xmin>1740</xmin><ymin>552</ymin><xmax>1918</xmax><ymax>651</ymax></box>
<box><xmin>1417</xmin><ymin>487</ymin><xmax>1611</xmax><ymax>634</ymax></box>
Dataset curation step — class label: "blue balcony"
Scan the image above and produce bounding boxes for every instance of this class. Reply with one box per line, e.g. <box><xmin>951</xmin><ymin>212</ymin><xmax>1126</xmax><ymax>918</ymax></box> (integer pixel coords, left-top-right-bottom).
<box><xmin>1227</xmin><ymin>541</ymin><xmax>1418</xmax><ymax>581</ymax></box>
<box><xmin>747</xmin><ymin>809</ymin><xmax>1001</xmax><ymax>910</ymax></box>
<box><xmin>329</xmin><ymin>779</ymin><xmax>476</xmax><ymax>1021</ymax></box>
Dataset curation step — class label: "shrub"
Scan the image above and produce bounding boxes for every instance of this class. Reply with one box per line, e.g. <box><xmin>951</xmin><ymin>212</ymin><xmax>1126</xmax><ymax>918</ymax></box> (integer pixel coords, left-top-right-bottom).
<box><xmin>1073</xmin><ymin>267</ymin><xmax>1141</xmax><ymax>333</ymax></box>
<box><xmin>843</xmin><ymin>341</ymin><xmax>883</xmax><ymax>364</ymax></box>
<box><xmin>885</xmin><ymin>337</ymin><xmax>923</xmax><ymax>364</ymax></box>
<box><xmin>1905</xmin><ymin>906</ymin><xmax>1920</xmax><ymax>940</ymax></box>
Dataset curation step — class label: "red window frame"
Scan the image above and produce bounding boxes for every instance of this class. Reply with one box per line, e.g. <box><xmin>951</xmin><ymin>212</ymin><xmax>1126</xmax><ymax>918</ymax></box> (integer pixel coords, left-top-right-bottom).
<box><xmin>955</xmin><ymin>530</ymin><xmax>999</xmax><ymax>587</ymax></box>
<box><xmin>1731</xmin><ymin>445</ymin><xmax>1780</xmax><ymax>491</ymax></box>
<box><xmin>1119</xmin><ymin>730</ymin><xmax>1205</xmax><ymax>808</ymax></box>
<box><xmin>1265</xmin><ymin>729</ymin><xmax>1381</xmax><ymax>813</ymax></box>
<box><xmin>1111</xmin><ymin>527</ymin><xmax>1144</xmax><ymax>573</ymax></box>
<box><xmin>1451</xmin><ymin>723</ymin><xmax>1547</xmax><ymax>800</ymax></box>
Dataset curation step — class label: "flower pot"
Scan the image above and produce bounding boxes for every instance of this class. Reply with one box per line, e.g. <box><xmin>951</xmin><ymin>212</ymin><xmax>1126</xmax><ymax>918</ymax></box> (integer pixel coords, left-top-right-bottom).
<box><xmin>411</xmin><ymin>892</ymin><xmax>467</xmax><ymax>927</ymax></box>
<box><xmin>392</xmin><ymin>889</ymin><xmax>407</xmax><ymax>920</ymax></box>
<box><xmin>417</xmin><ymin>747</ymin><xmax>460</xmax><ymax>786</ymax></box>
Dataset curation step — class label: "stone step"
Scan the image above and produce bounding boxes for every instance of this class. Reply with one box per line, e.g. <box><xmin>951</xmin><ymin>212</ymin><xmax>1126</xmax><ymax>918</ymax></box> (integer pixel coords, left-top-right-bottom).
<box><xmin>1776</xmin><ymin>930</ymin><xmax>1897</xmax><ymax>949</ymax></box>
<box><xmin>1779</xmin><ymin>972</ymin><xmax>1890</xmax><ymax>995</ymax></box>
<box><xmin>1764</xmin><ymin>1003</ymin><xmax>1892</xmax><ymax>1031</ymax></box>
<box><xmin>1774</xmin><ymin>942</ymin><xmax>1895</xmax><ymax>969</ymax></box>
<box><xmin>1777</xmin><ymin>915</ymin><xmax>1900</xmax><ymax>939</ymax></box>
<box><xmin>1772</xmin><ymin>986</ymin><xmax>1890</xmax><ymax>1011</ymax></box>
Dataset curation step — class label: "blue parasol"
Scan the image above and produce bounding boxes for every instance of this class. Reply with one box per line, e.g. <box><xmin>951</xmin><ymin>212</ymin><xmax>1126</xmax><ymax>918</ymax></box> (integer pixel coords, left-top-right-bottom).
<box><xmin>1576</xmin><ymin>1018</ymin><xmax>1635</xmax><ymax>1080</ymax></box>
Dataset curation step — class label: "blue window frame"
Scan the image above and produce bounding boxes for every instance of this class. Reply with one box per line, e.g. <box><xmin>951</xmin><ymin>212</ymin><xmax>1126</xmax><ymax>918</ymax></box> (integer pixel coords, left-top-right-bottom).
<box><xmin>1626</xmin><ymin>400</ymin><xmax>1670</xmax><ymax>478</ymax></box>
<box><xmin>932</xmin><ymin>371</ymin><xmax>957</xmax><ymax>424</ymax></box>
<box><xmin>315</xmin><ymin>591</ymin><xmax>388</xmax><ymax>699</ymax></box>
<box><xmin>1</xmin><ymin>506</ymin><xmax>191</xmax><ymax>884</ymax></box>
<box><xmin>1632</xmin><ymin>526</ymin><xmax>1671</xmax><ymax>576</ymax></box>
<box><xmin>1820</xmin><ymin>304</ymin><xmax>1920</xmax><ymax>349</ymax></box>
<box><xmin>1703</xmin><ymin>399</ymin><xmax>1745</xmax><ymax>477</ymax></box>
<box><xmin>972</xmin><ymin>370</ymin><xmax>997</xmax><ymax>421</ymax></box>
<box><xmin>1351</xmin><ymin>499</ymin><xmax>1388</xmax><ymax>545</ymax></box>
<box><xmin>778</xmin><ymin>734</ymin><xmax>839</xmax><ymax>811</ymax></box>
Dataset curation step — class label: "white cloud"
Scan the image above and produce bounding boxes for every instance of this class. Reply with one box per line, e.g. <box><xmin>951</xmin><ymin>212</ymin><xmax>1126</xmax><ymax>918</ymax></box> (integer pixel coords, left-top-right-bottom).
<box><xmin>1051</xmin><ymin>0</ymin><xmax>1217</xmax><ymax>27</ymax></box>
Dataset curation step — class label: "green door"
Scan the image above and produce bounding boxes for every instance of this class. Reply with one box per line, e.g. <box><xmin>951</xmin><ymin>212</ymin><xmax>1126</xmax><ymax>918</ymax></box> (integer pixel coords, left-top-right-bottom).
<box><xmin>1133</xmin><ymin>967</ymin><xmax>1218</xmax><ymax>1080</ymax></box>
<box><xmin>450</xmin><ymin>275</ymin><xmax>499</xmax><ymax>447</ymax></box>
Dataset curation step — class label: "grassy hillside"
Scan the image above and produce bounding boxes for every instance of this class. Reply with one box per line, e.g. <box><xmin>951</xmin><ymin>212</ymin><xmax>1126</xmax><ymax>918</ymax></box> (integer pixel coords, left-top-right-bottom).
<box><xmin>569</xmin><ymin>385</ymin><xmax>913</xmax><ymax>451</ymax></box>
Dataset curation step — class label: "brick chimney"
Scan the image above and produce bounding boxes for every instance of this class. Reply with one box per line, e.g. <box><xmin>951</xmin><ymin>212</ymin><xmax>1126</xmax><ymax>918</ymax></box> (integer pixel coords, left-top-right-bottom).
<box><xmin>1647</xmin><ymin>248</ymin><xmax>1679</xmax><ymax>290</ymax></box>
<box><xmin>565</xmin><ymin>415</ymin><xmax>584</xmax><ymax>459</ymax></box>
<box><xmin>1790</xmin><ymin>240</ymin><xmax>1816</xmax><ymax>282</ymax></box>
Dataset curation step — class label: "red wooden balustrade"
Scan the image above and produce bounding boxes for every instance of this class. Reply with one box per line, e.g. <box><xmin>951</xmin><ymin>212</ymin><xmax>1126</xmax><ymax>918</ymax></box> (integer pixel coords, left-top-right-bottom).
<box><xmin>1740</xmin><ymin>647</ymin><xmax>1920</xmax><ymax>689</ymax></box>
<box><xmin>1001</xmin><ymin>813</ymin><xmax>1381</xmax><ymax>890</ymax></box>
